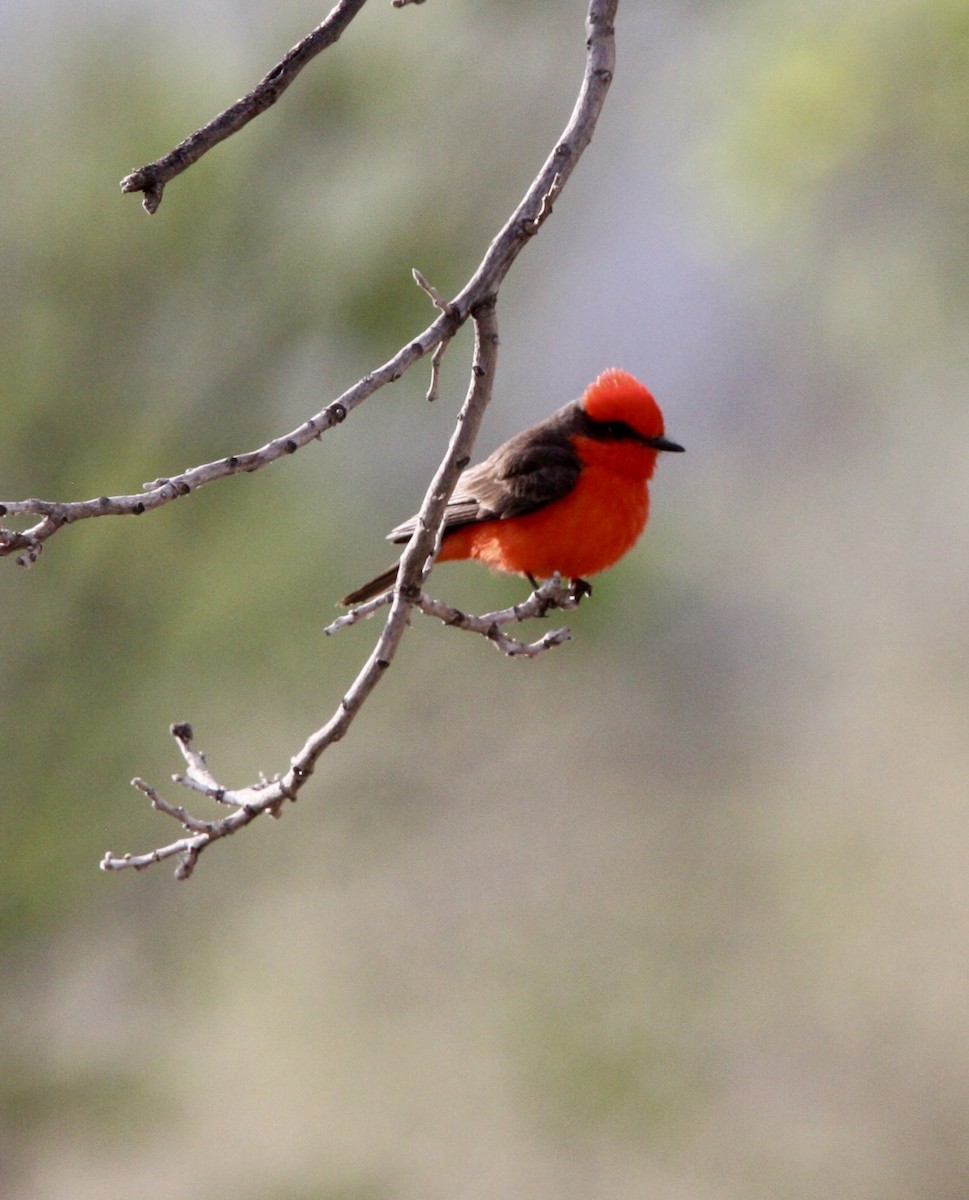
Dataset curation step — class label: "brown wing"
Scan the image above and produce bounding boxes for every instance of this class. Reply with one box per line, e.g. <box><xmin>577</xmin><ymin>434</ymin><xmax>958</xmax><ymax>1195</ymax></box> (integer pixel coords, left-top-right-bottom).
<box><xmin>388</xmin><ymin>403</ymin><xmax>583</xmax><ymax>544</ymax></box>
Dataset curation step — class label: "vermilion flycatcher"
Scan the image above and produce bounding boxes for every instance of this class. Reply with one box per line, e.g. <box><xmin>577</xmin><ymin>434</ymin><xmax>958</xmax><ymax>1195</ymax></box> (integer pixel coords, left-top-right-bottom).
<box><xmin>341</xmin><ymin>367</ymin><xmax>683</xmax><ymax>605</ymax></box>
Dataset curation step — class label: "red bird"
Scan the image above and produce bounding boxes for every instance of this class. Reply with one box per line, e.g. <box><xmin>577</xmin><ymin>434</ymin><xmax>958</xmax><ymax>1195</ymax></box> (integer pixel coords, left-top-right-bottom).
<box><xmin>341</xmin><ymin>367</ymin><xmax>683</xmax><ymax>605</ymax></box>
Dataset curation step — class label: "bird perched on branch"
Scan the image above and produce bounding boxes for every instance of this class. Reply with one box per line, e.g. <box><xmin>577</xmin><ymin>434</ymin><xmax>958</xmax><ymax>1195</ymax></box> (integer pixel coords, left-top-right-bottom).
<box><xmin>341</xmin><ymin>367</ymin><xmax>683</xmax><ymax>606</ymax></box>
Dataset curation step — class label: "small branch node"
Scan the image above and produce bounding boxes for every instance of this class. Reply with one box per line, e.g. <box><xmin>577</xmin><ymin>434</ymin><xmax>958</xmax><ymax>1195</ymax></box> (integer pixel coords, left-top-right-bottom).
<box><xmin>527</xmin><ymin>172</ymin><xmax>564</xmax><ymax>235</ymax></box>
<box><xmin>426</xmin><ymin>337</ymin><xmax>451</xmax><ymax>402</ymax></box>
<box><xmin>174</xmin><ymin>848</ymin><xmax>200</xmax><ymax>881</ymax></box>
<box><xmin>131</xmin><ymin>776</ymin><xmax>213</xmax><ymax>833</ymax></box>
<box><xmin>412</xmin><ymin>268</ymin><xmax>450</xmax><ymax>312</ymax></box>
<box><xmin>16</xmin><ymin>540</ymin><xmax>43</xmax><ymax>568</ymax></box>
<box><xmin>277</xmin><ymin>778</ymin><xmax>298</xmax><ymax>803</ymax></box>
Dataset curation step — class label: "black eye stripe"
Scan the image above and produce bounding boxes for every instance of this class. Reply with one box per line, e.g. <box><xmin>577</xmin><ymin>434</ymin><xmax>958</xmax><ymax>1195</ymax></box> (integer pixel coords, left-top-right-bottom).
<box><xmin>586</xmin><ymin>417</ymin><xmax>650</xmax><ymax>443</ymax></box>
<box><xmin>604</xmin><ymin>420</ymin><xmax>634</xmax><ymax>439</ymax></box>
<box><xmin>558</xmin><ymin>404</ymin><xmax>662</xmax><ymax>447</ymax></box>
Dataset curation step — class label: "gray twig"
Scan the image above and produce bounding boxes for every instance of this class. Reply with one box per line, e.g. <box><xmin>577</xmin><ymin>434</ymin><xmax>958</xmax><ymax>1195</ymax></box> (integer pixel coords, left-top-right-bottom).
<box><xmin>325</xmin><ymin>574</ymin><xmax>584</xmax><ymax>659</ymax></box>
<box><xmin>119</xmin><ymin>0</ymin><xmax>371</xmax><ymax>214</ymax></box>
<box><xmin>412</xmin><ymin>269</ymin><xmax>453</xmax><ymax>401</ymax></box>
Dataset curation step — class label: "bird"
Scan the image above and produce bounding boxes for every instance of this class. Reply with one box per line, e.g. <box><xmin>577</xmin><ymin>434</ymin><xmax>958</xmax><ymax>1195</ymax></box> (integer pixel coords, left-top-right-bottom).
<box><xmin>341</xmin><ymin>367</ymin><xmax>683</xmax><ymax>606</ymax></box>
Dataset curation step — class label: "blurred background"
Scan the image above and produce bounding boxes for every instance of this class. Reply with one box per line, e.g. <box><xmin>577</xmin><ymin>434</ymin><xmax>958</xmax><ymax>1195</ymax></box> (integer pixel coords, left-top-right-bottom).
<box><xmin>2</xmin><ymin>0</ymin><xmax>968</xmax><ymax>1196</ymax></box>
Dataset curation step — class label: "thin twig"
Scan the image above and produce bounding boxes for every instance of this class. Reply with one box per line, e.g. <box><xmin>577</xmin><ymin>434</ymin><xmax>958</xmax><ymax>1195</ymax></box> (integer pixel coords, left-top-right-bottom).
<box><xmin>325</xmin><ymin>575</ymin><xmax>584</xmax><ymax>658</ymax></box>
<box><xmin>167</xmin><ymin>721</ymin><xmax>237</xmax><ymax>805</ymax></box>
<box><xmin>415</xmin><ymin>577</ymin><xmax>582</xmax><ymax>657</ymax></box>
<box><xmin>324</xmin><ymin>591</ymin><xmax>393</xmax><ymax>631</ymax></box>
<box><xmin>412</xmin><ymin>268</ymin><xmax>449</xmax><ymax>311</ymax></box>
<box><xmin>424</xmin><ymin>339</ymin><xmax>447</xmax><ymax>402</ymax></box>
<box><xmin>131</xmin><ymin>777</ymin><xmax>216</xmax><ymax>834</ymax></box>
<box><xmin>412</xmin><ymin>269</ymin><xmax>453</xmax><ymax>400</ymax></box>
<box><xmin>120</xmin><ymin>0</ymin><xmax>371</xmax><ymax>213</ymax></box>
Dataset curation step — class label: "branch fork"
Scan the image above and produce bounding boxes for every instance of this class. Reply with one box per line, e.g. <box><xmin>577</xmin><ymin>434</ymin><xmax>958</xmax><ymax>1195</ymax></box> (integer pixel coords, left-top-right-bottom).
<box><xmin>326</xmin><ymin>573</ymin><xmax>587</xmax><ymax>657</ymax></box>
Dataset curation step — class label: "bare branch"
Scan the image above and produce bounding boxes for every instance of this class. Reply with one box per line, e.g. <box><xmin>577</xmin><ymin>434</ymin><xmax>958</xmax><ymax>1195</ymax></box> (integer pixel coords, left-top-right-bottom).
<box><xmin>413</xmin><ymin>577</ymin><xmax>582</xmax><ymax>656</ymax></box>
<box><xmin>325</xmin><ymin>573</ymin><xmax>586</xmax><ymax>658</ymax></box>
<box><xmin>2</xmin><ymin>1</ymin><xmax>617</xmax><ymax>566</ymax></box>
<box><xmin>90</xmin><ymin>1</ymin><xmax>620</xmax><ymax>877</ymax></box>
<box><xmin>412</xmin><ymin>269</ymin><xmax>453</xmax><ymax>401</ymax></box>
<box><xmin>120</xmin><ymin>0</ymin><xmax>371</xmax><ymax>213</ymax></box>
<box><xmin>101</xmin><ymin>300</ymin><xmax>501</xmax><ymax>879</ymax></box>
<box><xmin>0</xmin><ymin>339</ymin><xmax>457</xmax><ymax>562</ymax></box>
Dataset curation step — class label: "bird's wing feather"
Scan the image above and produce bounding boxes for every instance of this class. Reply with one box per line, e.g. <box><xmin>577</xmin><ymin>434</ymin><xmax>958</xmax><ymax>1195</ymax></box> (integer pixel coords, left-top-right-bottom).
<box><xmin>388</xmin><ymin>406</ymin><xmax>582</xmax><ymax>543</ymax></box>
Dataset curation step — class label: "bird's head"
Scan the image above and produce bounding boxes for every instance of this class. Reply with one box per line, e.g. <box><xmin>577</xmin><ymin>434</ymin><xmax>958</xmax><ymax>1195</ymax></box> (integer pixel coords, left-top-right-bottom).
<box><xmin>580</xmin><ymin>367</ymin><xmax>684</xmax><ymax>453</ymax></box>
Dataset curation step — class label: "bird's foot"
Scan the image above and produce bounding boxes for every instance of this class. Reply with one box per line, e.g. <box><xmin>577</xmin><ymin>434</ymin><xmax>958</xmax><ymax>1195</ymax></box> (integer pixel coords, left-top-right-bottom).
<box><xmin>523</xmin><ymin>574</ymin><xmax>591</xmax><ymax>616</ymax></box>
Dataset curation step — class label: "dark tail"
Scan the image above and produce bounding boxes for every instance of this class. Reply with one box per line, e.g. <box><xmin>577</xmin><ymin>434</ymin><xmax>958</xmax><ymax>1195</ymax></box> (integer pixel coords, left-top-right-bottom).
<box><xmin>340</xmin><ymin>564</ymin><xmax>399</xmax><ymax>607</ymax></box>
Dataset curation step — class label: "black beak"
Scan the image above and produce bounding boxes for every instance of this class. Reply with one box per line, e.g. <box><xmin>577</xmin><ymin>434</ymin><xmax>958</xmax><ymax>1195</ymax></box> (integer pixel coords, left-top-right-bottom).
<box><xmin>647</xmin><ymin>435</ymin><xmax>685</xmax><ymax>453</ymax></box>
